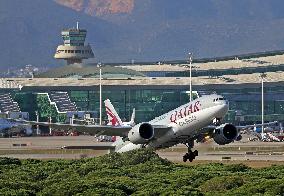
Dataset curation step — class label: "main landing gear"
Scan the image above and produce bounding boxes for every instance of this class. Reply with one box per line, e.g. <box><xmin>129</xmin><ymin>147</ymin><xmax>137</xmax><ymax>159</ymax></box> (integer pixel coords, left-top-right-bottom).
<box><xmin>183</xmin><ymin>141</ymin><xmax>198</xmax><ymax>162</ymax></box>
<box><xmin>183</xmin><ymin>150</ymin><xmax>198</xmax><ymax>162</ymax></box>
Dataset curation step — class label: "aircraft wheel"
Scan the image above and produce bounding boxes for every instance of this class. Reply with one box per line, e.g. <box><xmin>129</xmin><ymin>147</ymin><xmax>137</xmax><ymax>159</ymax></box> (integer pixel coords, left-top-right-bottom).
<box><xmin>188</xmin><ymin>152</ymin><xmax>195</xmax><ymax>162</ymax></box>
<box><xmin>188</xmin><ymin>157</ymin><xmax>194</xmax><ymax>162</ymax></box>
<box><xmin>193</xmin><ymin>150</ymin><xmax>198</xmax><ymax>157</ymax></box>
<box><xmin>183</xmin><ymin>153</ymin><xmax>189</xmax><ymax>162</ymax></box>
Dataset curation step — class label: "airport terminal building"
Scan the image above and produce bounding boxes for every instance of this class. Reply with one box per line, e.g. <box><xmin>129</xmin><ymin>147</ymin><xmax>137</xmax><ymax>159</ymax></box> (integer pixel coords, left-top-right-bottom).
<box><xmin>1</xmin><ymin>25</ymin><xmax>284</xmax><ymax>126</ymax></box>
<box><xmin>2</xmin><ymin>57</ymin><xmax>284</xmax><ymax>125</ymax></box>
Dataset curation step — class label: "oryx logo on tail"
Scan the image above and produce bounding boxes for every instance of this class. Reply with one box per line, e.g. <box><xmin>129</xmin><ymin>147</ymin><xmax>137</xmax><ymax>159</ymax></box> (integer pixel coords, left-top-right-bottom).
<box><xmin>105</xmin><ymin>107</ymin><xmax>121</xmax><ymax>126</ymax></box>
<box><xmin>105</xmin><ymin>99</ymin><xmax>122</xmax><ymax>126</ymax></box>
<box><xmin>104</xmin><ymin>99</ymin><xmax>135</xmax><ymax>127</ymax></box>
<box><xmin>105</xmin><ymin>102</ymin><xmax>122</xmax><ymax>126</ymax></box>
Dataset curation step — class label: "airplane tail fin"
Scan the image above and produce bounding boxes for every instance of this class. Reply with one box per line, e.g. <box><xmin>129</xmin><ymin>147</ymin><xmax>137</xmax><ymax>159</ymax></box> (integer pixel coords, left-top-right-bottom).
<box><xmin>129</xmin><ymin>108</ymin><xmax>135</xmax><ymax>126</ymax></box>
<box><xmin>104</xmin><ymin>99</ymin><xmax>123</xmax><ymax>126</ymax></box>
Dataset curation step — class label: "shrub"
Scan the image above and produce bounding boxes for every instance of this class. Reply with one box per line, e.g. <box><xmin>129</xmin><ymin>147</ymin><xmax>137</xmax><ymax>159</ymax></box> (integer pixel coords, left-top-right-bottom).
<box><xmin>199</xmin><ymin>176</ymin><xmax>244</xmax><ymax>193</ymax></box>
<box><xmin>0</xmin><ymin>157</ymin><xmax>21</xmax><ymax>166</ymax></box>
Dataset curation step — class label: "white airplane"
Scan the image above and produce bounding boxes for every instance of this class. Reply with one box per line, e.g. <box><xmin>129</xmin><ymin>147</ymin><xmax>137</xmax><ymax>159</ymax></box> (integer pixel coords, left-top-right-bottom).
<box><xmin>95</xmin><ymin>99</ymin><xmax>135</xmax><ymax>142</ymax></box>
<box><xmin>263</xmin><ymin>133</ymin><xmax>281</xmax><ymax>142</ymax></box>
<box><xmin>22</xmin><ymin>94</ymin><xmax>276</xmax><ymax>162</ymax></box>
<box><xmin>104</xmin><ymin>99</ymin><xmax>135</xmax><ymax>127</ymax></box>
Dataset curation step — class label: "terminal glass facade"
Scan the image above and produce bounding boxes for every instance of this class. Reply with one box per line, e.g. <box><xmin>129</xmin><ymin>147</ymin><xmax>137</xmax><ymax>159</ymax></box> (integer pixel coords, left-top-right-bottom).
<box><xmin>212</xmin><ymin>86</ymin><xmax>284</xmax><ymax>124</ymax></box>
<box><xmin>7</xmin><ymin>84</ymin><xmax>284</xmax><ymax>124</ymax></box>
<box><xmin>69</xmin><ymin>89</ymin><xmax>193</xmax><ymax>122</ymax></box>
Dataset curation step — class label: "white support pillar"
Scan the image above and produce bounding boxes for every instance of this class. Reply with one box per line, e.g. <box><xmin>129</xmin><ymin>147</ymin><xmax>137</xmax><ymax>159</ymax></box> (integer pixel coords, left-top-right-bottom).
<box><xmin>260</xmin><ymin>73</ymin><xmax>267</xmax><ymax>140</ymax></box>
<box><xmin>35</xmin><ymin>111</ymin><xmax>40</xmax><ymax>135</ymax></box>
<box><xmin>49</xmin><ymin>116</ymin><xmax>52</xmax><ymax>135</ymax></box>
<box><xmin>188</xmin><ymin>52</ymin><xmax>193</xmax><ymax>102</ymax></box>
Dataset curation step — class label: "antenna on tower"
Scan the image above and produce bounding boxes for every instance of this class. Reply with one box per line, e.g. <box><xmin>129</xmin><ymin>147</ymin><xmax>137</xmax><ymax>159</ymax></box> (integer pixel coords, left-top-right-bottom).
<box><xmin>76</xmin><ymin>22</ymin><xmax>79</xmax><ymax>30</ymax></box>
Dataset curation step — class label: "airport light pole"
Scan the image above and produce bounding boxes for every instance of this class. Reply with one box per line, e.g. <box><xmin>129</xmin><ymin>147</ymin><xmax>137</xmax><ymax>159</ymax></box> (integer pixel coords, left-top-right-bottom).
<box><xmin>260</xmin><ymin>73</ymin><xmax>267</xmax><ymax>140</ymax></box>
<box><xmin>188</xmin><ymin>52</ymin><xmax>193</xmax><ymax>102</ymax></box>
<box><xmin>35</xmin><ymin>111</ymin><xmax>40</xmax><ymax>135</ymax></box>
<box><xmin>49</xmin><ymin>116</ymin><xmax>52</xmax><ymax>135</ymax></box>
<box><xmin>97</xmin><ymin>63</ymin><xmax>102</xmax><ymax>125</ymax></box>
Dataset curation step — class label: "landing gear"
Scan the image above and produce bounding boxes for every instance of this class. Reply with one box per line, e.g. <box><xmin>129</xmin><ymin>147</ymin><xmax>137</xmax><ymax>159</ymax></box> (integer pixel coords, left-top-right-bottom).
<box><xmin>183</xmin><ymin>140</ymin><xmax>198</xmax><ymax>162</ymax></box>
<box><xmin>183</xmin><ymin>150</ymin><xmax>198</xmax><ymax>162</ymax></box>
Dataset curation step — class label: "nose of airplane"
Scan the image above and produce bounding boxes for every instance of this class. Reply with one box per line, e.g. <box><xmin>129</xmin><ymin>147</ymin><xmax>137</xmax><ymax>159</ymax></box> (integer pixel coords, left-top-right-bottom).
<box><xmin>211</xmin><ymin>95</ymin><xmax>229</xmax><ymax>117</ymax></box>
<box><xmin>224</xmin><ymin>101</ymin><xmax>229</xmax><ymax>111</ymax></box>
<box><xmin>215</xmin><ymin>101</ymin><xmax>229</xmax><ymax>118</ymax></box>
<box><xmin>221</xmin><ymin>102</ymin><xmax>229</xmax><ymax>115</ymax></box>
<box><xmin>215</xmin><ymin>99</ymin><xmax>228</xmax><ymax>106</ymax></box>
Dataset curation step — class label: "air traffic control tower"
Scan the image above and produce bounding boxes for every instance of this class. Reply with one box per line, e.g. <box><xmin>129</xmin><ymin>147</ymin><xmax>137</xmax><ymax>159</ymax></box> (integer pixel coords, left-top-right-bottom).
<box><xmin>54</xmin><ymin>23</ymin><xmax>94</xmax><ymax>65</ymax></box>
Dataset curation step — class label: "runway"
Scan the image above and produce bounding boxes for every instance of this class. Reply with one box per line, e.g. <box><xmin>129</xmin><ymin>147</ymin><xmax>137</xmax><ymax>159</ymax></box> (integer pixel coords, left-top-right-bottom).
<box><xmin>0</xmin><ymin>136</ymin><xmax>284</xmax><ymax>166</ymax></box>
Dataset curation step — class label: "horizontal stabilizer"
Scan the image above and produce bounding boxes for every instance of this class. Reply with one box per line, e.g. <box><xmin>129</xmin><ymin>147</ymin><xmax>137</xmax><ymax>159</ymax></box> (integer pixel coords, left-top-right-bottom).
<box><xmin>62</xmin><ymin>145</ymin><xmax>115</xmax><ymax>151</ymax></box>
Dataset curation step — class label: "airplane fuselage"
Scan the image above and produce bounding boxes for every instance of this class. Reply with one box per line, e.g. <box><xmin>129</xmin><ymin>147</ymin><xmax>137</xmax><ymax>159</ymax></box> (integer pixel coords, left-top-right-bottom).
<box><xmin>117</xmin><ymin>94</ymin><xmax>228</xmax><ymax>152</ymax></box>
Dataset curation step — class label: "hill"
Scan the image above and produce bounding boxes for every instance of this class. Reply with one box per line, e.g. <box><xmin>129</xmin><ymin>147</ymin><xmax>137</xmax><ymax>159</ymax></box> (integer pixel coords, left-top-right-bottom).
<box><xmin>1</xmin><ymin>0</ymin><xmax>284</xmax><ymax>69</ymax></box>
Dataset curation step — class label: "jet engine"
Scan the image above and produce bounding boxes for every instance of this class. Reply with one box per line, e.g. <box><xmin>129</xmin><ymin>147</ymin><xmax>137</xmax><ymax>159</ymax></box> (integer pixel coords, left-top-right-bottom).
<box><xmin>213</xmin><ymin>124</ymin><xmax>238</xmax><ymax>145</ymax></box>
<box><xmin>128</xmin><ymin>123</ymin><xmax>154</xmax><ymax>144</ymax></box>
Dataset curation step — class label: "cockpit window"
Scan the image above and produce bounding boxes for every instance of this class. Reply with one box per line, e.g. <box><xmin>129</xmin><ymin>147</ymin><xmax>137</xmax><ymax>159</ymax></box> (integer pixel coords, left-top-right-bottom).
<box><xmin>214</xmin><ymin>97</ymin><xmax>226</xmax><ymax>102</ymax></box>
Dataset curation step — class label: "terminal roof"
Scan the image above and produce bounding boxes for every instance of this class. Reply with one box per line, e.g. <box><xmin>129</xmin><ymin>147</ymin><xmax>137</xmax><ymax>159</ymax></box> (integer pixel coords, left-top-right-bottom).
<box><xmin>3</xmin><ymin>71</ymin><xmax>284</xmax><ymax>89</ymax></box>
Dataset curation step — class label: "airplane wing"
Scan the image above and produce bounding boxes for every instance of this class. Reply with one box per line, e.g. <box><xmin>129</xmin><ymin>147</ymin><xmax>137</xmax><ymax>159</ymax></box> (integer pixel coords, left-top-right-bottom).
<box><xmin>12</xmin><ymin>119</ymin><xmax>172</xmax><ymax>138</ymax></box>
<box><xmin>62</xmin><ymin>144</ymin><xmax>116</xmax><ymax>151</ymax></box>
<box><xmin>235</xmin><ymin>121</ymin><xmax>278</xmax><ymax>130</ymax></box>
<box><xmin>152</xmin><ymin>125</ymin><xmax>172</xmax><ymax>138</ymax></box>
<box><xmin>195</xmin><ymin>121</ymin><xmax>279</xmax><ymax>142</ymax></box>
<box><xmin>203</xmin><ymin>121</ymin><xmax>278</xmax><ymax>132</ymax></box>
<box><xmin>12</xmin><ymin>120</ymin><xmax>132</xmax><ymax>137</ymax></box>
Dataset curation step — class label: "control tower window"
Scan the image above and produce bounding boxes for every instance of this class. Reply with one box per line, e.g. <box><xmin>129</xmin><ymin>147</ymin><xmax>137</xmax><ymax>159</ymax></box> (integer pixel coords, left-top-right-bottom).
<box><xmin>55</xmin><ymin>26</ymin><xmax>94</xmax><ymax>64</ymax></box>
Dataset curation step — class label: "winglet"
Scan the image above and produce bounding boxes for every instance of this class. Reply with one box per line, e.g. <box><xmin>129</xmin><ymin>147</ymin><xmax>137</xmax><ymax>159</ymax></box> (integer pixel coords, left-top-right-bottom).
<box><xmin>129</xmin><ymin>108</ymin><xmax>135</xmax><ymax>126</ymax></box>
